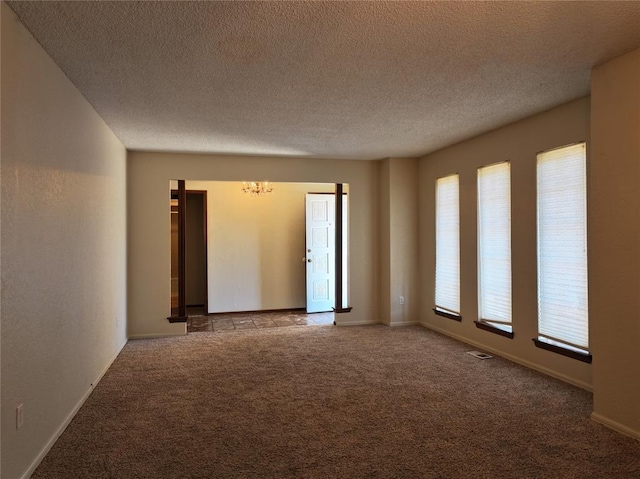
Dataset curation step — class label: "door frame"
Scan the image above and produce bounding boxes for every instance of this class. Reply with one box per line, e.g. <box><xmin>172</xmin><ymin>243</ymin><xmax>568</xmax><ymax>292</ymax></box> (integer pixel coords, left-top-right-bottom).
<box><xmin>185</xmin><ymin>190</ymin><xmax>209</xmax><ymax>314</ymax></box>
<box><xmin>168</xmin><ymin>186</ymin><xmax>209</xmax><ymax>322</ymax></box>
<box><xmin>304</xmin><ymin>186</ymin><xmax>351</xmax><ymax>314</ymax></box>
<box><xmin>305</xmin><ymin>193</ymin><xmax>336</xmax><ymax>313</ymax></box>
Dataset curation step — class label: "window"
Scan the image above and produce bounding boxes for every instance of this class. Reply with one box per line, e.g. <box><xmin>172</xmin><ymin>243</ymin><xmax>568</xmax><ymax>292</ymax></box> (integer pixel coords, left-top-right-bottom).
<box><xmin>535</xmin><ymin>143</ymin><xmax>590</xmax><ymax>362</ymax></box>
<box><xmin>435</xmin><ymin>174</ymin><xmax>461</xmax><ymax>320</ymax></box>
<box><xmin>476</xmin><ymin>162</ymin><xmax>512</xmax><ymax>338</ymax></box>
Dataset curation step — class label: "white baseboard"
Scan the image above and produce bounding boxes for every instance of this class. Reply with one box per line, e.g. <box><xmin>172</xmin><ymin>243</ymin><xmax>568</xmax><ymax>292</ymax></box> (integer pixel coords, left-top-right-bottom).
<box><xmin>336</xmin><ymin>319</ymin><xmax>417</xmax><ymax>327</ymax></box>
<box><xmin>128</xmin><ymin>332</ymin><xmax>186</xmax><ymax>340</ymax></box>
<box><xmin>389</xmin><ymin>321</ymin><xmax>419</xmax><ymax>327</ymax></box>
<box><xmin>419</xmin><ymin>321</ymin><xmax>592</xmax><ymax>392</ymax></box>
<box><xmin>591</xmin><ymin>412</ymin><xmax>640</xmax><ymax>441</ymax></box>
<box><xmin>335</xmin><ymin>319</ymin><xmax>379</xmax><ymax>327</ymax></box>
<box><xmin>20</xmin><ymin>339</ymin><xmax>128</xmax><ymax>479</ymax></box>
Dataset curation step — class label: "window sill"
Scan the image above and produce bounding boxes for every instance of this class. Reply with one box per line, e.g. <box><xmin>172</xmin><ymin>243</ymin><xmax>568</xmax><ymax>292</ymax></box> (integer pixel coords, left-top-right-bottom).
<box><xmin>474</xmin><ymin>321</ymin><xmax>514</xmax><ymax>339</ymax></box>
<box><xmin>433</xmin><ymin>308</ymin><xmax>462</xmax><ymax>322</ymax></box>
<box><xmin>532</xmin><ymin>338</ymin><xmax>592</xmax><ymax>363</ymax></box>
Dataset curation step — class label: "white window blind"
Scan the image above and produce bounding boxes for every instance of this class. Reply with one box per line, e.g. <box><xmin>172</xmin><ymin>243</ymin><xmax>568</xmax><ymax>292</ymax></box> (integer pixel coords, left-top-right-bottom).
<box><xmin>435</xmin><ymin>174</ymin><xmax>460</xmax><ymax>315</ymax></box>
<box><xmin>478</xmin><ymin>162</ymin><xmax>512</xmax><ymax>330</ymax></box>
<box><xmin>536</xmin><ymin>143</ymin><xmax>588</xmax><ymax>352</ymax></box>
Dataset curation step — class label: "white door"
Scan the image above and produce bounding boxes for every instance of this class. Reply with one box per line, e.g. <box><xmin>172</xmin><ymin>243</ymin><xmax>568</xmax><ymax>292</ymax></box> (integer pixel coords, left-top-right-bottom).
<box><xmin>305</xmin><ymin>194</ymin><xmax>335</xmax><ymax>313</ymax></box>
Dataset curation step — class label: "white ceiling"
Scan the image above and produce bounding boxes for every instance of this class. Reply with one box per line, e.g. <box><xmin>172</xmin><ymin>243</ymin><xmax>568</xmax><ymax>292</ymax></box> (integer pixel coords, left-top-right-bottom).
<box><xmin>6</xmin><ymin>1</ymin><xmax>640</xmax><ymax>160</ymax></box>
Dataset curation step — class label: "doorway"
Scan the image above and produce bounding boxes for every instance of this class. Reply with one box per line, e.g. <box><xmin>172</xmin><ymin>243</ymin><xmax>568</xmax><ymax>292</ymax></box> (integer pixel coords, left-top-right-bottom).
<box><xmin>170</xmin><ymin>188</ymin><xmax>208</xmax><ymax>318</ymax></box>
<box><xmin>171</xmin><ymin>181</ymin><xmax>348</xmax><ymax>319</ymax></box>
<box><xmin>304</xmin><ymin>193</ymin><xmax>348</xmax><ymax>313</ymax></box>
<box><xmin>185</xmin><ymin>191</ymin><xmax>208</xmax><ymax>315</ymax></box>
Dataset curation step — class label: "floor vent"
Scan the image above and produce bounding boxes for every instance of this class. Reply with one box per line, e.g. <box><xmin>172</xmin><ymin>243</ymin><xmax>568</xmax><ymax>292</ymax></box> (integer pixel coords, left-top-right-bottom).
<box><xmin>466</xmin><ymin>350</ymin><xmax>493</xmax><ymax>360</ymax></box>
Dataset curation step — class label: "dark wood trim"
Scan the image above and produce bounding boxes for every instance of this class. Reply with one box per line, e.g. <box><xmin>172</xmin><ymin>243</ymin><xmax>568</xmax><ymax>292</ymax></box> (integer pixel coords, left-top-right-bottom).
<box><xmin>532</xmin><ymin>338</ymin><xmax>592</xmax><ymax>363</ymax></box>
<box><xmin>335</xmin><ymin>183</ymin><xmax>344</xmax><ymax>312</ymax></box>
<box><xmin>167</xmin><ymin>315</ymin><xmax>188</xmax><ymax>323</ymax></box>
<box><xmin>433</xmin><ymin>308</ymin><xmax>462</xmax><ymax>321</ymax></box>
<box><xmin>474</xmin><ymin>320</ymin><xmax>514</xmax><ymax>339</ymax></box>
<box><xmin>333</xmin><ymin>307</ymin><xmax>353</xmax><ymax>313</ymax></box>
<box><xmin>202</xmin><ymin>190</ymin><xmax>208</xmax><ymax>314</ymax></box>
<box><xmin>170</xmin><ymin>190</ymin><xmax>178</xmax><ymax>318</ymax></box>
<box><xmin>178</xmin><ymin>180</ymin><xmax>187</xmax><ymax>320</ymax></box>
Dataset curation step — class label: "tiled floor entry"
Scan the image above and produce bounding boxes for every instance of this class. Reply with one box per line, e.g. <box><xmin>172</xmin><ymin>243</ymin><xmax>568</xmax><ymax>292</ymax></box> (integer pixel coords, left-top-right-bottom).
<box><xmin>187</xmin><ymin>309</ymin><xmax>335</xmax><ymax>333</ymax></box>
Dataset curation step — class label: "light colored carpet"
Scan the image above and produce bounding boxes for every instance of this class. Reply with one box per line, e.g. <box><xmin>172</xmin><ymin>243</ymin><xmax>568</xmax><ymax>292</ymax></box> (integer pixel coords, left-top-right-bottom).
<box><xmin>33</xmin><ymin>325</ymin><xmax>640</xmax><ymax>478</ymax></box>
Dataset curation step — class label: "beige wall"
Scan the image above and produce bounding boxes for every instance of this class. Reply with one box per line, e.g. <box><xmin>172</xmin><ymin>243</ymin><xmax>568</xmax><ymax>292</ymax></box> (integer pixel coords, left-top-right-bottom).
<box><xmin>2</xmin><ymin>8</ymin><xmax>633</xmax><ymax>469</ymax></box>
<box><xmin>185</xmin><ymin>181</ymin><xmax>336</xmax><ymax>313</ymax></box>
<box><xmin>590</xmin><ymin>48</ymin><xmax>640</xmax><ymax>439</ymax></box>
<box><xmin>379</xmin><ymin>161</ymin><xmax>391</xmax><ymax>323</ymax></box>
<box><xmin>1</xmin><ymin>4</ymin><xmax>128</xmax><ymax>477</ymax></box>
<box><xmin>128</xmin><ymin>152</ymin><xmax>379</xmax><ymax>337</ymax></box>
<box><xmin>419</xmin><ymin>97</ymin><xmax>592</xmax><ymax>389</ymax></box>
<box><xmin>379</xmin><ymin>158</ymin><xmax>419</xmax><ymax>326</ymax></box>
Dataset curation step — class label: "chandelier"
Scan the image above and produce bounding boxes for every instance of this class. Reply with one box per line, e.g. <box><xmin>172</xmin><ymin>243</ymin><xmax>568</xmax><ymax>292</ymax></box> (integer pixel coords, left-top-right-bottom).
<box><xmin>242</xmin><ymin>181</ymin><xmax>274</xmax><ymax>196</ymax></box>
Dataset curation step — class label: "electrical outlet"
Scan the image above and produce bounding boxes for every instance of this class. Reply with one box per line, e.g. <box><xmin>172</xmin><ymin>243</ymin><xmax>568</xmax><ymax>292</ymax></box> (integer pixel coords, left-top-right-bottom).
<box><xmin>399</xmin><ymin>296</ymin><xmax>405</xmax><ymax>305</ymax></box>
<box><xmin>16</xmin><ymin>404</ymin><xmax>24</xmax><ymax>430</ymax></box>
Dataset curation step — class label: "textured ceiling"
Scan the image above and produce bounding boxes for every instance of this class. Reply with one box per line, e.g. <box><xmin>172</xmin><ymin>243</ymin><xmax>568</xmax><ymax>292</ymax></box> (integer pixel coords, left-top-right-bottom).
<box><xmin>6</xmin><ymin>1</ymin><xmax>640</xmax><ymax>160</ymax></box>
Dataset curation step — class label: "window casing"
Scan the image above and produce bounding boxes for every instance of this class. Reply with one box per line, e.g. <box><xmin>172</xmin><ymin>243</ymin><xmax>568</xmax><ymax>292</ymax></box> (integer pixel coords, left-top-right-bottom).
<box><xmin>477</xmin><ymin>162</ymin><xmax>512</xmax><ymax>337</ymax></box>
<box><xmin>435</xmin><ymin>174</ymin><xmax>461</xmax><ymax>319</ymax></box>
<box><xmin>535</xmin><ymin>143</ymin><xmax>590</xmax><ymax>360</ymax></box>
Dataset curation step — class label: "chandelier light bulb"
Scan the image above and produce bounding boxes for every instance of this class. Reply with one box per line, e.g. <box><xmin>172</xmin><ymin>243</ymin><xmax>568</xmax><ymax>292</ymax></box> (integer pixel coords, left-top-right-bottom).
<box><xmin>242</xmin><ymin>181</ymin><xmax>274</xmax><ymax>196</ymax></box>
